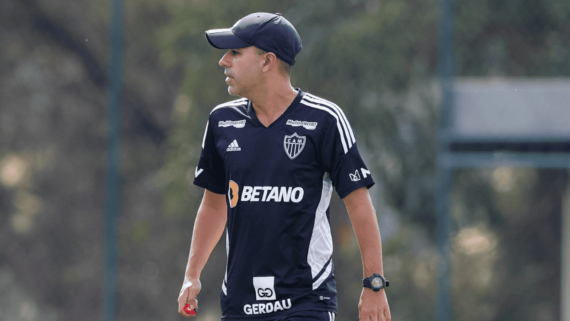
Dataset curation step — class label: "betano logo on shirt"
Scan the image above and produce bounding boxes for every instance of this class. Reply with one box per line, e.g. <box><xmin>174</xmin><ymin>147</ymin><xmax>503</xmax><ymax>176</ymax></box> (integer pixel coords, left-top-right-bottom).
<box><xmin>228</xmin><ymin>180</ymin><xmax>304</xmax><ymax>208</ymax></box>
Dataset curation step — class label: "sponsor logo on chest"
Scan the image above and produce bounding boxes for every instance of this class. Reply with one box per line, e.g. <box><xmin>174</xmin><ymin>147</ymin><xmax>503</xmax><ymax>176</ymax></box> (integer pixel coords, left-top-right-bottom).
<box><xmin>219</xmin><ymin>120</ymin><xmax>246</xmax><ymax>128</ymax></box>
<box><xmin>228</xmin><ymin>181</ymin><xmax>304</xmax><ymax>208</ymax></box>
<box><xmin>286</xmin><ymin>119</ymin><xmax>317</xmax><ymax>130</ymax></box>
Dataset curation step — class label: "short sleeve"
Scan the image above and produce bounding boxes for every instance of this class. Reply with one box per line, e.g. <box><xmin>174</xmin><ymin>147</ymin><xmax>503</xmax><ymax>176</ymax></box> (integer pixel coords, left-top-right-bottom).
<box><xmin>320</xmin><ymin>117</ymin><xmax>375</xmax><ymax>199</ymax></box>
<box><xmin>193</xmin><ymin>118</ymin><xmax>226</xmax><ymax>194</ymax></box>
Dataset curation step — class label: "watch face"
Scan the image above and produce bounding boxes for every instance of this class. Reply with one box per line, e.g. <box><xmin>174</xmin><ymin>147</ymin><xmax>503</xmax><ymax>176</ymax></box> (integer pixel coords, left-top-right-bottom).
<box><xmin>371</xmin><ymin>277</ymin><xmax>383</xmax><ymax>288</ymax></box>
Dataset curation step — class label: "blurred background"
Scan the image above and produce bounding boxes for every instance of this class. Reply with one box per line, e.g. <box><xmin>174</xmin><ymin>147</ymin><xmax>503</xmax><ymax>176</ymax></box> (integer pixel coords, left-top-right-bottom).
<box><xmin>1</xmin><ymin>0</ymin><xmax>569</xmax><ymax>320</ymax></box>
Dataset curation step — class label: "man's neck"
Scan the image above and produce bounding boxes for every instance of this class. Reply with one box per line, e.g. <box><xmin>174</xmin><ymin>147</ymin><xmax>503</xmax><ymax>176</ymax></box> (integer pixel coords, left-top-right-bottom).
<box><xmin>248</xmin><ymin>81</ymin><xmax>297</xmax><ymax>127</ymax></box>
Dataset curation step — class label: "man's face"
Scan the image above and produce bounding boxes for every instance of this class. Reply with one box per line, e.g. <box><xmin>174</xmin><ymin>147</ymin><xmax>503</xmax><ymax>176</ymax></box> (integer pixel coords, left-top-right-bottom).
<box><xmin>219</xmin><ymin>46</ymin><xmax>264</xmax><ymax>97</ymax></box>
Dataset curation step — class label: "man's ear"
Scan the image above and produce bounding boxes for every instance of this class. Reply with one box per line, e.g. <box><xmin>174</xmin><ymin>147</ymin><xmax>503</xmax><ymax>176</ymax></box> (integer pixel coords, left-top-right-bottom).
<box><xmin>261</xmin><ymin>53</ymin><xmax>277</xmax><ymax>71</ymax></box>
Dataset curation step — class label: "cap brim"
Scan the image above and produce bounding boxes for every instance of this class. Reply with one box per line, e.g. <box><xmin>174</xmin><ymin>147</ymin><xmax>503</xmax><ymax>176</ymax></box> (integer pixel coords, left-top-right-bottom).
<box><xmin>205</xmin><ymin>29</ymin><xmax>251</xmax><ymax>49</ymax></box>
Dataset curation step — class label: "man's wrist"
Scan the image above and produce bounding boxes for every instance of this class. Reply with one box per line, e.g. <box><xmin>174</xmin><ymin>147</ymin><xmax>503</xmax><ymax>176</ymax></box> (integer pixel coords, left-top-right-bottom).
<box><xmin>362</xmin><ymin>273</ymin><xmax>389</xmax><ymax>292</ymax></box>
<box><xmin>185</xmin><ymin>274</ymin><xmax>199</xmax><ymax>280</ymax></box>
<box><xmin>185</xmin><ymin>269</ymin><xmax>201</xmax><ymax>280</ymax></box>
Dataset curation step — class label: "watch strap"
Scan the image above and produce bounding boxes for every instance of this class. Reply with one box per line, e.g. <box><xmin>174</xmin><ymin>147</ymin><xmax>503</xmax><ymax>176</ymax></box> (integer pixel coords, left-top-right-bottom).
<box><xmin>362</xmin><ymin>273</ymin><xmax>389</xmax><ymax>292</ymax></box>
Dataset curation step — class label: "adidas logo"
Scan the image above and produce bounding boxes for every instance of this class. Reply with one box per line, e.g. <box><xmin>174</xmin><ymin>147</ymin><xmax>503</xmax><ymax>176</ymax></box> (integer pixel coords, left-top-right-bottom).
<box><xmin>227</xmin><ymin>140</ymin><xmax>241</xmax><ymax>152</ymax></box>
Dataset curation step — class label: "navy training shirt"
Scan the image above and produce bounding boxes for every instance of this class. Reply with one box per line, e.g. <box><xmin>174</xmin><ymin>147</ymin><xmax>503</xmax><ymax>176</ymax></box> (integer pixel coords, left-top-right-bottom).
<box><xmin>193</xmin><ymin>89</ymin><xmax>374</xmax><ymax>320</ymax></box>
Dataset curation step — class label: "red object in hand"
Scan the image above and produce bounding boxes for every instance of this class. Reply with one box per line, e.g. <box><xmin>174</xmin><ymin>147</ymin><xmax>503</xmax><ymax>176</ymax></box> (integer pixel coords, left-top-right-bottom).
<box><xmin>183</xmin><ymin>304</ymin><xmax>196</xmax><ymax>316</ymax></box>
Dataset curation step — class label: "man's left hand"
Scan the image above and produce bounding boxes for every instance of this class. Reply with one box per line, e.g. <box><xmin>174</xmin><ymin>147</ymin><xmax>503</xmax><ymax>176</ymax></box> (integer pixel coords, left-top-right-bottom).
<box><xmin>358</xmin><ymin>288</ymin><xmax>391</xmax><ymax>321</ymax></box>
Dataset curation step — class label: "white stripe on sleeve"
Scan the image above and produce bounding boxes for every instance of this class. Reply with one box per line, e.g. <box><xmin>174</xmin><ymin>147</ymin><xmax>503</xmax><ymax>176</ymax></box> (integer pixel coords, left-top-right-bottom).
<box><xmin>304</xmin><ymin>94</ymin><xmax>356</xmax><ymax>145</ymax></box>
<box><xmin>300</xmin><ymin>100</ymin><xmax>348</xmax><ymax>154</ymax></box>
<box><xmin>211</xmin><ymin>99</ymin><xmax>250</xmax><ymax>118</ymax></box>
<box><xmin>201</xmin><ymin>120</ymin><xmax>209</xmax><ymax>149</ymax></box>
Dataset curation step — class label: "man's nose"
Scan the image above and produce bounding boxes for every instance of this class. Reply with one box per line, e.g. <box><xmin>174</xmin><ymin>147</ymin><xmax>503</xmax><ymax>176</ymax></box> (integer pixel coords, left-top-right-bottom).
<box><xmin>219</xmin><ymin>51</ymin><xmax>230</xmax><ymax>67</ymax></box>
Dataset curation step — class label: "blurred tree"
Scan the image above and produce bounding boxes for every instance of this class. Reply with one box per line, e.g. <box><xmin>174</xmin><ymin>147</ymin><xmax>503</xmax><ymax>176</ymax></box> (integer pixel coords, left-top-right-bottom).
<box><xmin>0</xmin><ymin>0</ymin><xmax>180</xmax><ymax>320</ymax></box>
<box><xmin>450</xmin><ymin>169</ymin><xmax>566</xmax><ymax>321</ymax></box>
<box><xmin>455</xmin><ymin>0</ymin><xmax>570</xmax><ymax>76</ymax></box>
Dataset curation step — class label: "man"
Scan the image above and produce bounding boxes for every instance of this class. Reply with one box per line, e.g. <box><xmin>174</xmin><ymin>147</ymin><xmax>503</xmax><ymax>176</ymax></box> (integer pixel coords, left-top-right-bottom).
<box><xmin>178</xmin><ymin>12</ymin><xmax>391</xmax><ymax>321</ymax></box>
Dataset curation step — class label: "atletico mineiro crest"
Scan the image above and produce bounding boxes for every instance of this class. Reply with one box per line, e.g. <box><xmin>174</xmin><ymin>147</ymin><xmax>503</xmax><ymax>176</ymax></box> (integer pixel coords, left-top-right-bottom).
<box><xmin>284</xmin><ymin>133</ymin><xmax>306</xmax><ymax>160</ymax></box>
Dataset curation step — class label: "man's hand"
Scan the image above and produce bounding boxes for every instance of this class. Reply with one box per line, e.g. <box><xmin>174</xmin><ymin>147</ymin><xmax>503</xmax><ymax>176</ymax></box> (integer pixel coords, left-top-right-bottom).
<box><xmin>359</xmin><ymin>288</ymin><xmax>391</xmax><ymax>320</ymax></box>
<box><xmin>358</xmin><ymin>288</ymin><xmax>391</xmax><ymax>321</ymax></box>
<box><xmin>178</xmin><ymin>277</ymin><xmax>201</xmax><ymax>318</ymax></box>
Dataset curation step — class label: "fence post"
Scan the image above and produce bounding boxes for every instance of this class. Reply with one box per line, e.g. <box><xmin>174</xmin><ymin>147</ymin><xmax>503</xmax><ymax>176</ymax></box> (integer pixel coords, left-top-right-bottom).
<box><xmin>103</xmin><ymin>0</ymin><xmax>125</xmax><ymax>320</ymax></box>
<box><xmin>436</xmin><ymin>0</ymin><xmax>455</xmax><ymax>319</ymax></box>
<box><xmin>562</xmin><ymin>176</ymin><xmax>570</xmax><ymax>321</ymax></box>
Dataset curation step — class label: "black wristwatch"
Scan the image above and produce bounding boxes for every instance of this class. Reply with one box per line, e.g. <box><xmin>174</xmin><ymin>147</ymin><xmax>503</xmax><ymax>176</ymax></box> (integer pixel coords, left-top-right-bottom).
<box><xmin>362</xmin><ymin>273</ymin><xmax>389</xmax><ymax>292</ymax></box>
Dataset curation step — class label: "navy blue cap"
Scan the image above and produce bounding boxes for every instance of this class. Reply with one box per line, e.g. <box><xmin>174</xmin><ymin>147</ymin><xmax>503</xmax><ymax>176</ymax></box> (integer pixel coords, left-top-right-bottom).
<box><xmin>205</xmin><ymin>12</ymin><xmax>302</xmax><ymax>66</ymax></box>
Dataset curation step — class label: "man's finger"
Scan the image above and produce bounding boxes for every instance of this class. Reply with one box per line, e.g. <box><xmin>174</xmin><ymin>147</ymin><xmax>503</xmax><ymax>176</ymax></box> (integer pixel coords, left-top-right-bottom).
<box><xmin>383</xmin><ymin>308</ymin><xmax>391</xmax><ymax>321</ymax></box>
<box><xmin>359</xmin><ymin>311</ymin><xmax>382</xmax><ymax>321</ymax></box>
<box><xmin>186</xmin><ymin>296</ymin><xmax>198</xmax><ymax>309</ymax></box>
<box><xmin>358</xmin><ymin>311</ymin><xmax>370</xmax><ymax>321</ymax></box>
<box><xmin>178</xmin><ymin>301</ymin><xmax>190</xmax><ymax>317</ymax></box>
<box><xmin>178</xmin><ymin>303</ymin><xmax>196</xmax><ymax>318</ymax></box>
<box><xmin>183</xmin><ymin>304</ymin><xmax>197</xmax><ymax>316</ymax></box>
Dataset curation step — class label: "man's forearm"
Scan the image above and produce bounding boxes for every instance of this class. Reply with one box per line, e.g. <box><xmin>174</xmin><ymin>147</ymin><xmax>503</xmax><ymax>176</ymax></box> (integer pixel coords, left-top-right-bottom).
<box><xmin>344</xmin><ymin>187</ymin><xmax>384</xmax><ymax>276</ymax></box>
<box><xmin>185</xmin><ymin>190</ymin><xmax>227</xmax><ymax>279</ymax></box>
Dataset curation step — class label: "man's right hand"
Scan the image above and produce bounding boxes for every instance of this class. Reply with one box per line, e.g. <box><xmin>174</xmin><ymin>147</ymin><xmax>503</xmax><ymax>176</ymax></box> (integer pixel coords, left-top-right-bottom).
<box><xmin>178</xmin><ymin>277</ymin><xmax>201</xmax><ymax>318</ymax></box>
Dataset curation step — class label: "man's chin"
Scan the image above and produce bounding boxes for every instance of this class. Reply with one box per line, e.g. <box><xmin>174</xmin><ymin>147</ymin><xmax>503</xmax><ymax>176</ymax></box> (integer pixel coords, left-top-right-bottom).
<box><xmin>227</xmin><ymin>86</ymin><xmax>240</xmax><ymax>97</ymax></box>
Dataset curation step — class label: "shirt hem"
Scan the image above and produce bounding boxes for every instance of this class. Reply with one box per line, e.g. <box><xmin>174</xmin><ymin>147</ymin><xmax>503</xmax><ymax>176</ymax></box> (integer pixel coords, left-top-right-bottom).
<box><xmin>220</xmin><ymin>307</ymin><xmax>337</xmax><ymax>320</ymax></box>
<box><xmin>193</xmin><ymin>179</ymin><xmax>225</xmax><ymax>195</ymax></box>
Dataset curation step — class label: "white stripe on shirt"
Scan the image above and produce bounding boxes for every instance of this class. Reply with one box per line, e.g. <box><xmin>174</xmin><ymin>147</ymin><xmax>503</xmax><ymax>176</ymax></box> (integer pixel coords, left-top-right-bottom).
<box><xmin>300</xmin><ymin>100</ymin><xmax>349</xmax><ymax>154</ymax></box>
<box><xmin>303</xmin><ymin>94</ymin><xmax>356</xmax><ymax>145</ymax></box>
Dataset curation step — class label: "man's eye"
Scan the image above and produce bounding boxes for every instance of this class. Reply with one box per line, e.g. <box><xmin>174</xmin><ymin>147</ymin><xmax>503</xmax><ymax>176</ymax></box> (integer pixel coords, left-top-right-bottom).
<box><xmin>231</xmin><ymin>50</ymin><xmax>239</xmax><ymax>55</ymax></box>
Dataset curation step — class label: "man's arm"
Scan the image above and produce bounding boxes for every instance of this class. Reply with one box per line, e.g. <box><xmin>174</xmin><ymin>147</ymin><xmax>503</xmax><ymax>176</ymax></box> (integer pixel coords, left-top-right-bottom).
<box><xmin>178</xmin><ymin>189</ymin><xmax>227</xmax><ymax>318</ymax></box>
<box><xmin>344</xmin><ymin>187</ymin><xmax>391</xmax><ymax>321</ymax></box>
